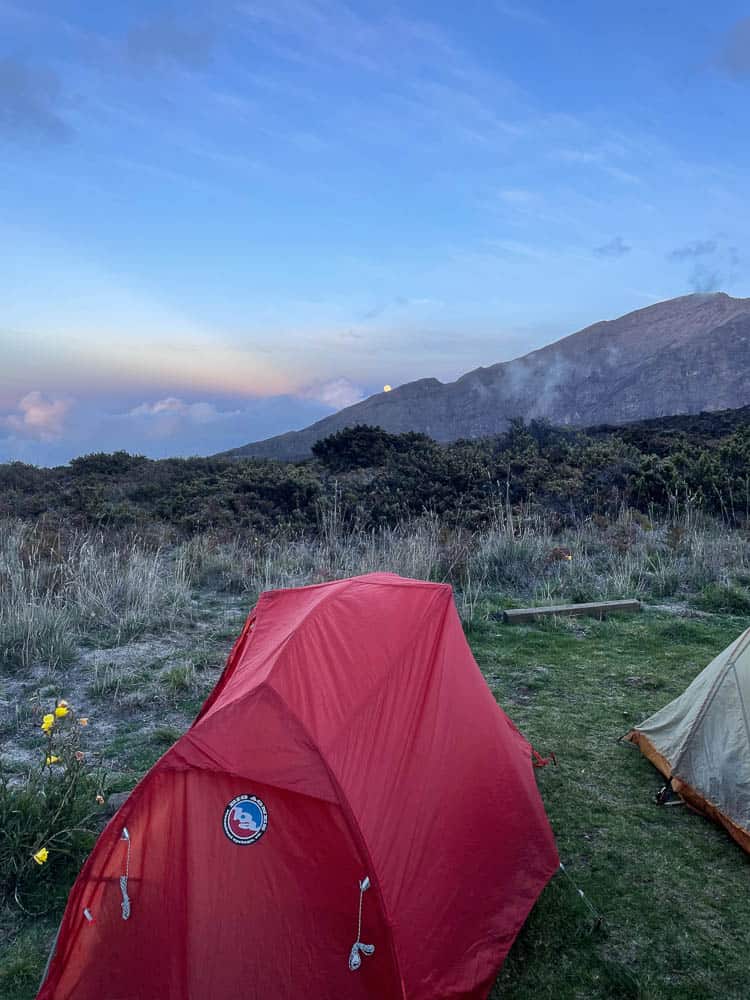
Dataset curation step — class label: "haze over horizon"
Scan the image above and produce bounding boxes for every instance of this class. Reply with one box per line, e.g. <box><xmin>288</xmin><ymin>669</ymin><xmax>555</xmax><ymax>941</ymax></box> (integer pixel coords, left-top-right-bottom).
<box><xmin>2</xmin><ymin>1</ymin><xmax>750</xmax><ymax>465</ymax></box>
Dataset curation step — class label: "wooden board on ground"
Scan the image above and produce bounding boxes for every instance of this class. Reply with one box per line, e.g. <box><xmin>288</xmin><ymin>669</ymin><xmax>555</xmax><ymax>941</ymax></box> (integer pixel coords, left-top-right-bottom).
<box><xmin>503</xmin><ymin>599</ymin><xmax>641</xmax><ymax>624</ymax></box>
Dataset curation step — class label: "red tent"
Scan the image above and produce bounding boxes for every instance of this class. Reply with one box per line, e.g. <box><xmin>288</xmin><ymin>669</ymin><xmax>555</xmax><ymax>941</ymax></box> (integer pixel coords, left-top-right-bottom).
<box><xmin>38</xmin><ymin>574</ymin><xmax>557</xmax><ymax>1000</ymax></box>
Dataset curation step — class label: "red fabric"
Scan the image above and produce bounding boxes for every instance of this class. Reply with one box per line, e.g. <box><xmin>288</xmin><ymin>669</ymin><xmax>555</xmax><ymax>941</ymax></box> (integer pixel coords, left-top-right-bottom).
<box><xmin>38</xmin><ymin>573</ymin><xmax>558</xmax><ymax>1000</ymax></box>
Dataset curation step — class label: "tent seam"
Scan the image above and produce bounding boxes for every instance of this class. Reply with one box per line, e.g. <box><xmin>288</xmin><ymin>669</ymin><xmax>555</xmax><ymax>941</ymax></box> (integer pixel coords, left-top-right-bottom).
<box><xmin>181</xmin><ymin>723</ymin><xmax>342</xmax><ymax>804</ymax></box>
<box><xmin>731</xmin><ymin>661</ymin><xmax>750</xmax><ymax>769</ymax></box>
<box><xmin>262</xmin><ymin>574</ymin><xmax>443</xmax><ymax>598</ymax></box>
<box><xmin>197</xmin><ymin>577</ymin><xmax>451</xmax><ymax>726</ymax></box>
<box><xmin>319</xmin><ymin>588</ymin><xmax>453</xmax><ymax>754</ymax></box>
<box><xmin>261</xmin><ymin>576</ymin><xmax>451</xmax><ymax>690</ymax></box>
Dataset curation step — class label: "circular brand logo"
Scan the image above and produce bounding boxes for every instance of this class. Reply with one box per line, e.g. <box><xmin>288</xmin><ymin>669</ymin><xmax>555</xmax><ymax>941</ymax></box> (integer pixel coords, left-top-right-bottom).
<box><xmin>222</xmin><ymin>795</ymin><xmax>268</xmax><ymax>845</ymax></box>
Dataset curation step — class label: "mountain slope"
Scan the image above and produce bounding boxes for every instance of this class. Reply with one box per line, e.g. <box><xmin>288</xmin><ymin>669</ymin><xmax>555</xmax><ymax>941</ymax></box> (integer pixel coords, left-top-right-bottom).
<box><xmin>222</xmin><ymin>292</ymin><xmax>750</xmax><ymax>460</ymax></box>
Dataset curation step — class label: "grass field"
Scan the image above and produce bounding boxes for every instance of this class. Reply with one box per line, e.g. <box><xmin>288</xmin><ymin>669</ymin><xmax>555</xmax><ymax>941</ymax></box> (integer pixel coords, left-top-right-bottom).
<box><xmin>2</xmin><ymin>518</ymin><xmax>750</xmax><ymax>999</ymax></box>
<box><xmin>481</xmin><ymin>609</ymin><xmax>750</xmax><ymax>999</ymax></box>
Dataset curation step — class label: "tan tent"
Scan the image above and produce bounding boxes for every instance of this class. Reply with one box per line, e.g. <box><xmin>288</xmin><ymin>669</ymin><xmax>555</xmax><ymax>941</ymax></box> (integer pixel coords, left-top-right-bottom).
<box><xmin>626</xmin><ymin>626</ymin><xmax>750</xmax><ymax>853</ymax></box>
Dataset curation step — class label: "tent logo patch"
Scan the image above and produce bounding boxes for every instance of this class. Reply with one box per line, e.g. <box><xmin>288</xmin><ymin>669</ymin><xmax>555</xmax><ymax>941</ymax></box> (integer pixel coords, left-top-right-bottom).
<box><xmin>223</xmin><ymin>795</ymin><xmax>268</xmax><ymax>845</ymax></box>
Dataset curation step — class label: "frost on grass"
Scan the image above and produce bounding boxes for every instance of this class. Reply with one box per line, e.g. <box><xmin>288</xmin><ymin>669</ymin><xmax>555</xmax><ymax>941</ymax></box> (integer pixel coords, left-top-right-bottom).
<box><xmin>2</xmin><ymin>511</ymin><xmax>750</xmax><ymax>998</ymax></box>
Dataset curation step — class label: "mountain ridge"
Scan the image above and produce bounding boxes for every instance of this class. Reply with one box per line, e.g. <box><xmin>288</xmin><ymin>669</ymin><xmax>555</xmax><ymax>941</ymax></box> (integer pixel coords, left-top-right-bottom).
<box><xmin>221</xmin><ymin>292</ymin><xmax>750</xmax><ymax>460</ymax></box>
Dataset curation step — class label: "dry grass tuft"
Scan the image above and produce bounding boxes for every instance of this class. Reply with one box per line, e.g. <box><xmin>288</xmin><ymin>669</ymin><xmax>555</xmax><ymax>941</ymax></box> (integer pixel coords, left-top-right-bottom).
<box><xmin>2</xmin><ymin>511</ymin><xmax>749</xmax><ymax>672</ymax></box>
<box><xmin>0</xmin><ymin>523</ymin><xmax>191</xmax><ymax>671</ymax></box>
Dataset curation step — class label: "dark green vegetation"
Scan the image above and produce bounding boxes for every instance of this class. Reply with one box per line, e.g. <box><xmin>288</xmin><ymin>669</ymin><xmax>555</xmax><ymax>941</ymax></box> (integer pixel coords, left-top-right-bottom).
<box><xmin>3</xmin><ymin>607</ymin><xmax>749</xmax><ymax>999</ymax></box>
<box><xmin>3</xmin><ymin>405</ymin><xmax>750</xmax><ymax>533</ymax></box>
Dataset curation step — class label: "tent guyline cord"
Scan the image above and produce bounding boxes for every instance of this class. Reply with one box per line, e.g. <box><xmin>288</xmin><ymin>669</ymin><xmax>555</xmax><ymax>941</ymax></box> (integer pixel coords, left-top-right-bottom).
<box><xmin>37</xmin><ymin>826</ymin><xmax>133</xmax><ymax>993</ymax></box>
<box><xmin>558</xmin><ymin>863</ymin><xmax>604</xmax><ymax>929</ymax></box>
<box><xmin>348</xmin><ymin>876</ymin><xmax>375</xmax><ymax>971</ymax></box>
<box><xmin>120</xmin><ymin>827</ymin><xmax>131</xmax><ymax>921</ymax></box>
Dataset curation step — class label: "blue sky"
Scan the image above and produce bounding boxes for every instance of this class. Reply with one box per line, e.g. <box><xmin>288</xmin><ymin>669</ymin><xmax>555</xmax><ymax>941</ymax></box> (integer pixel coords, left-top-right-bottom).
<box><xmin>1</xmin><ymin>1</ymin><xmax>749</xmax><ymax>464</ymax></box>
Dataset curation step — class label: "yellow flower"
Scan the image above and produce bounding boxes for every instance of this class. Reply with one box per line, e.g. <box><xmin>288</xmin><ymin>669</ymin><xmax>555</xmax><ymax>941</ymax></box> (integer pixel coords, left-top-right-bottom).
<box><xmin>54</xmin><ymin>704</ymin><xmax>69</xmax><ymax>718</ymax></box>
<box><xmin>32</xmin><ymin>847</ymin><xmax>49</xmax><ymax>865</ymax></box>
<box><xmin>79</xmin><ymin>718</ymin><xmax>89</xmax><ymax>727</ymax></box>
<box><xmin>46</xmin><ymin>755</ymin><xmax>60</xmax><ymax>765</ymax></box>
<box><xmin>41</xmin><ymin>714</ymin><xmax>55</xmax><ymax>732</ymax></box>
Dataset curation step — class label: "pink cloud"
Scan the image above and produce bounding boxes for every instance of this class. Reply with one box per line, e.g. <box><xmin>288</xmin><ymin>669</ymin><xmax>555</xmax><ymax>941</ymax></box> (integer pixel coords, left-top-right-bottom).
<box><xmin>303</xmin><ymin>378</ymin><xmax>365</xmax><ymax>410</ymax></box>
<box><xmin>1</xmin><ymin>391</ymin><xmax>73</xmax><ymax>441</ymax></box>
<box><xmin>123</xmin><ymin>397</ymin><xmax>241</xmax><ymax>438</ymax></box>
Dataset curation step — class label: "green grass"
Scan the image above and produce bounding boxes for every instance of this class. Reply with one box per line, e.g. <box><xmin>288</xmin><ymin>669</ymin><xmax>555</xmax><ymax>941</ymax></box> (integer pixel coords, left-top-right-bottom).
<box><xmin>103</xmin><ymin>727</ymin><xmax>173</xmax><ymax>776</ymax></box>
<box><xmin>3</xmin><ymin>605</ymin><xmax>750</xmax><ymax>999</ymax></box>
<box><xmin>159</xmin><ymin>662</ymin><xmax>198</xmax><ymax>695</ymax></box>
<box><xmin>695</xmin><ymin>583</ymin><xmax>750</xmax><ymax>615</ymax></box>
<box><xmin>88</xmin><ymin>662</ymin><xmax>151</xmax><ymax>701</ymax></box>
<box><xmin>0</xmin><ymin>920</ymin><xmax>56</xmax><ymax>1000</ymax></box>
<box><xmin>479</xmin><ymin>607</ymin><xmax>750</xmax><ymax>999</ymax></box>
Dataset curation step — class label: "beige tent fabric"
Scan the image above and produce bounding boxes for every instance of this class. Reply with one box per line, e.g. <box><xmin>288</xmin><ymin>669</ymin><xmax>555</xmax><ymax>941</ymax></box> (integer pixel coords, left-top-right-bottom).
<box><xmin>627</xmin><ymin>627</ymin><xmax>750</xmax><ymax>845</ymax></box>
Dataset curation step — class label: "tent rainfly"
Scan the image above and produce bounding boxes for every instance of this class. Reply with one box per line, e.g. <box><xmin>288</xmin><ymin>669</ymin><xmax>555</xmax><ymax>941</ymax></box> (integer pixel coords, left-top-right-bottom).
<box><xmin>626</xmin><ymin>625</ymin><xmax>750</xmax><ymax>853</ymax></box>
<box><xmin>37</xmin><ymin>573</ymin><xmax>558</xmax><ymax>1000</ymax></box>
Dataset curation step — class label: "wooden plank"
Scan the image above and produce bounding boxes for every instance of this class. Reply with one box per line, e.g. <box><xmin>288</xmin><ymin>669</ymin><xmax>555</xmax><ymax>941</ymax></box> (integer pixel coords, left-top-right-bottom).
<box><xmin>503</xmin><ymin>599</ymin><xmax>641</xmax><ymax>624</ymax></box>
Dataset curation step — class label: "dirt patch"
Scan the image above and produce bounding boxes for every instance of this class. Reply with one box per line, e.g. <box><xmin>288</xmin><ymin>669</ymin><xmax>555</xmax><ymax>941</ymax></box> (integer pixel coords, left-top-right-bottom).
<box><xmin>1</xmin><ymin>635</ymin><xmax>205</xmax><ymax>774</ymax></box>
<box><xmin>645</xmin><ymin>603</ymin><xmax>711</xmax><ymax>619</ymax></box>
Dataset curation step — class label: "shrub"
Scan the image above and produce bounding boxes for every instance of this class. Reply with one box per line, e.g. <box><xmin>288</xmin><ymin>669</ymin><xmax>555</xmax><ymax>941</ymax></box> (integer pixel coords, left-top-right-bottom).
<box><xmin>695</xmin><ymin>583</ymin><xmax>750</xmax><ymax>614</ymax></box>
<box><xmin>312</xmin><ymin>425</ymin><xmax>431</xmax><ymax>472</ymax></box>
<box><xmin>0</xmin><ymin>700</ymin><xmax>104</xmax><ymax>913</ymax></box>
<box><xmin>68</xmin><ymin>451</ymin><xmax>148</xmax><ymax>478</ymax></box>
<box><xmin>4</xmin><ymin>408</ymin><xmax>750</xmax><ymax>532</ymax></box>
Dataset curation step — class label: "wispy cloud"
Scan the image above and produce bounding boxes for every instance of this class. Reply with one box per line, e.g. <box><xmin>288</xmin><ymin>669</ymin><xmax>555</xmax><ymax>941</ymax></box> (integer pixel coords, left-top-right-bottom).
<box><xmin>718</xmin><ymin>17</ymin><xmax>750</xmax><ymax>79</ymax></box>
<box><xmin>688</xmin><ymin>263</ymin><xmax>722</xmax><ymax>293</ymax></box>
<box><xmin>593</xmin><ymin>236</ymin><xmax>631</xmax><ymax>259</ymax></box>
<box><xmin>556</xmin><ymin>147</ymin><xmax>640</xmax><ymax>184</ymax></box>
<box><xmin>237</xmin><ymin>0</ymin><xmax>520</xmax><ymax>151</ymax></box>
<box><xmin>0</xmin><ymin>58</ymin><xmax>73</xmax><ymax>143</ymax></box>
<box><xmin>127</xmin><ymin>397</ymin><xmax>240</xmax><ymax>422</ymax></box>
<box><xmin>668</xmin><ymin>239</ymin><xmax>717</xmax><ymax>260</ymax></box>
<box><xmin>357</xmin><ymin>295</ymin><xmax>443</xmax><ymax>322</ymax></box>
<box><xmin>495</xmin><ymin>2</ymin><xmax>549</xmax><ymax>28</ymax></box>
<box><xmin>1</xmin><ymin>391</ymin><xmax>73</xmax><ymax>440</ymax></box>
<box><xmin>127</xmin><ymin>14</ymin><xmax>216</xmax><ymax>72</ymax></box>
<box><xmin>122</xmin><ymin>397</ymin><xmax>242</xmax><ymax>438</ymax></box>
<box><xmin>239</xmin><ymin>0</ymin><xmax>469</xmax><ymax>79</ymax></box>
<box><xmin>666</xmin><ymin>238</ymin><xmax>740</xmax><ymax>293</ymax></box>
<box><xmin>302</xmin><ymin>377</ymin><xmax>365</xmax><ymax>410</ymax></box>
<box><xmin>491</xmin><ymin>239</ymin><xmax>549</xmax><ymax>260</ymax></box>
